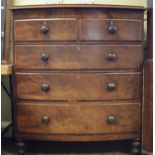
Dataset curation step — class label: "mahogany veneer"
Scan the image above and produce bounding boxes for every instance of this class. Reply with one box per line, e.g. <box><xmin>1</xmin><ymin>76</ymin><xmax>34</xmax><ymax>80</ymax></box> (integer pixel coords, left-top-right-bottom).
<box><xmin>11</xmin><ymin>4</ymin><xmax>145</xmax><ymax>155</ymax></box>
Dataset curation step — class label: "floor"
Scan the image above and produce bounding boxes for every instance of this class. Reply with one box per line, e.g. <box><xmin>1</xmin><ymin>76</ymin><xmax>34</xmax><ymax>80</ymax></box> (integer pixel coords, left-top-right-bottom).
<box><xmin>2</xmin><ymin>126</ymin><xmax>132</xmax><ymax>155</ymax></box>
<box><xmin>2</xmin><ymin>138</ymin><xmax>132</xmax><ymax>155</ymax></box>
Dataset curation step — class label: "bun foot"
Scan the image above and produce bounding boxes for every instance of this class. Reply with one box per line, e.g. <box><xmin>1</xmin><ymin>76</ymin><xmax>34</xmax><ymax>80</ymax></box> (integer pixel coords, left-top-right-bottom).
<box><xmin>131</xmin><ymin>139</ymin><xmax>140</xmax><ymax>155</ymax></box>
<box><xmin>16</xmin><ymin>140</ymin><xmax>26</xmax><ymax>155</ymax></box>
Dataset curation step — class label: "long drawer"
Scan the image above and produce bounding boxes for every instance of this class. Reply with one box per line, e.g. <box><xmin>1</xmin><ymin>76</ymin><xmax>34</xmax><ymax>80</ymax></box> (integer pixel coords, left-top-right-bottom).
<box><xmin>15</xmin><ymin>45</ymin><xmax>143</xmax><ymax>70</ymax></box>
<box><xmin>15</xmin><ymin>72</ymin><xmax>141</xmax><ymax>101</ymax></box>
<box><xmin>16</xmin><ymin>102</ymin><xmax>141</xmax><ymax>135</ymax></box>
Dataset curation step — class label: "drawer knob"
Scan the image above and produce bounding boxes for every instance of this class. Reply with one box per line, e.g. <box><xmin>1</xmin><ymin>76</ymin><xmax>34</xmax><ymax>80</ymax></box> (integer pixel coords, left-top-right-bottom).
<box><xmin>41</xmin><ymin>53</ymin><xmax>49</xmax><ymax>62</ymax></box>
<box><xmin>107</xmin><ymin>53</ymin><xmax>117</xmax><ymax>61</ymax></box>
<box><xmin>40</xmin><ymin>25</ymin><xmax>49</xmax><ymax>34</ymax></box>
<box><xmin>108</xmin><ymin>21</ymin><xmax>117</xmax><ymax>33</ymax></box>
<box><xmin>42</xmin><ymin>115</ymin><xmax>50</xmax><ymax>124</ymax></box>
<box><xmin>107</xmin><ymin>115</ymin><xmax>117</xmax><ymax>124</ymax></box>
<box><xmin>107</xmin><ymin>83</ymin><xmax>116</xmax><ymax>91</ymax></box>
<box><xmin>41</xmin><ymin>83</ymin><xmax>49</xmax><ymax>92</ymax></box>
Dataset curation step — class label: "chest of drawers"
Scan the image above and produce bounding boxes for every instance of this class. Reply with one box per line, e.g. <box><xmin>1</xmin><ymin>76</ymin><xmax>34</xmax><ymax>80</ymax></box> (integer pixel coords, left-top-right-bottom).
<box><xmin>11</xmin><ymin>4</ymin><xmax>145</xmax><ymax>154</ymax></box>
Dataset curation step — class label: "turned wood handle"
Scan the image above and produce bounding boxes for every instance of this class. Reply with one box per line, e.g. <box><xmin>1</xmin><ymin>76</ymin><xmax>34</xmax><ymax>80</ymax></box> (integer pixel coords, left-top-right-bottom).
<box><xmin>107</xmin><ymin>83</ymin><xmax>116</xmax><ymax>91</ymax></box>
<box><xmin>108</xmin><ymin>21</ymin><xmax>117</xmax><ymax>33</ymax></box>
<box><xmin>107</xmin><ymin>115</ymin><xmax>117</xmax><ymax>124</ymax></box>
<box><xmin>41</xmin><ymin>53</ymin><xmax>49</xmax><ymax>62</ymax></box>
<box><xmin>40</xmin><ymin>25</ymin><xmax>49</xmax><ymax>34</ymax></box>
<box><xmin>41</xmin><ymin>83</ymin><xmax>49</xmax><ymax>92</ymax></box>
<box><xmin>107</xmin><ymin>52</ymin><xmax>117</xmax><ymax>61</ymax></box>
<box><xmin>42</xmin><ymin>115</ymin><xmax>50</xmax><ymax>124</ymax></box>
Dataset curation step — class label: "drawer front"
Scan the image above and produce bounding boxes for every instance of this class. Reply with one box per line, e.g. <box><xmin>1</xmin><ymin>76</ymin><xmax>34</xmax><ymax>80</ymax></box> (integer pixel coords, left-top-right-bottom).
<box><xmin>15</xmin><ymin>45</ymin><xmax>143</xmax><ymax>70</ymax></box>
<box><xmin>16</xmin><ymin>102</ymin><xmax>141</xmax><ymax>134</ymax></box>
<box><xmin>15</xmin><ymin>73</ymin><xmax>140</xmax><ymax>101</ymax></box>
<box><xmin>14</xmin><ymin>19</ymin><xmax>77</xmax><ymax>41</ymax></box>
<box><xmin>80</xmin><ymin>19</ymin><xmax>142</xmax><ymax>41</ymax></box>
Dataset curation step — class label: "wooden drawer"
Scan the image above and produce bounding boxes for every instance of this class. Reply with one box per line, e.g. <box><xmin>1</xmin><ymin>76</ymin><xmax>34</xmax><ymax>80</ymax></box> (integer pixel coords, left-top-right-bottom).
<box><xmin>80</xmin><ymin>19</ymin><xmax>143</xmax><ymax>41</ymax></box>
<box><xmin>16</xmin><ymin>102</ymin><xmax>141</xmax><ymax>135</ymax></box>
<box><xmin>15</xmin><ymin>45</ymin><xmax>143</xmax><ymax>70</ymax></box>
<box><xmin>15</xmin><ymin>73</ymin><xmax>141</xmax><ymax>101</ymax></box>
<box><xmin>14</xmin><ymin>19</ymin><xmax>77</xmax><ymax>41</ymax></box>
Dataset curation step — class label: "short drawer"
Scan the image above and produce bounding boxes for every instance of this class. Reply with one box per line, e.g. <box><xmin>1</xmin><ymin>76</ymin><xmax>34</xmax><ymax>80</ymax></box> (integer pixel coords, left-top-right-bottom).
<box><xmin>16</xmin><ymin>102</ymin><xmax>141</xmax><ymax>135</ymax></box>
<box><xmin>14</xmin><ymin>19</ymin><xmax>77</xmax><ymax>41</ymax></box>
<box><xmin>15</xmin><ymin>73</ymin><xmax>141</xmax><ymax>101</ymax></box>
<box><xmin>80</xmin><ymin>19</ymin><xmax>143</xmax><ymax>41</ymax></box>
<box><xmin>15</xmin><ymin>45</ymin><xmax>143</xmax><ymax>70</ymax></box>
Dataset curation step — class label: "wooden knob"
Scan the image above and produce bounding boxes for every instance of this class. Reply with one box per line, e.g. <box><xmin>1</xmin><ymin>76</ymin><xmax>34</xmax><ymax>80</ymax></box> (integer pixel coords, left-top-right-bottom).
<box><xmin>108</xmin><ymin>21</ymin><xmax>117</xmax><ymax>33</ymax></box>
<box><xmin>41</xmin><ymin>53</ymin><xmax>49</xmax><ymax>62</ymax></box>
<box><xmin>107</xmin><ymin>52</ymin><xmax>117</xmax><ymax>61</ymax></box>
<box><xmin>40</xmin><ymin>25</ymin><xmax>49</xmax><ymax>34</ymax></box>
<box><xmin>107</xmin><ymin>115</ymin><xmax>117</xmax><ymax>124</ymax></box>
<box><xmin>42</xmin><ymin>115</ymin><xmax>50</xmax><ymax>124</ymax></box>
<box><xmin>41</xmin><ymin>83</ymin><xmax>49</xmax><ymax>92</ymax></box>
<box><xmin>107</xmin><ymin>83</ymin><xmax>116</xmax><ymax>91</ymax></box>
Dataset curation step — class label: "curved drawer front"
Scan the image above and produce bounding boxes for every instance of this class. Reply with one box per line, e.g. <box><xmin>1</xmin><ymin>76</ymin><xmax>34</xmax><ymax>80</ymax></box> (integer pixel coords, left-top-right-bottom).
<box><xmin>15</xmin><ymin>45</ymin><xmax>143</xmax><ymax>70</ymax></box>
<box><xmin>15</xmin><ymin>73</ymin><xmax>141</xmax><ymax>101</ymax></box>
<box><xmin>14</xmin><ymin>19</ymin><xmax>77</xmax><ymax>41</ymax></box>
<box><xmin>80</xmin><ymin>19</ymin><xmax>142</xmax><ymax>41</ymax></box>
<box><xmin>16</xmin><ymin>102</ymin><xmax>141</xmax><ymax>135</ymax></box>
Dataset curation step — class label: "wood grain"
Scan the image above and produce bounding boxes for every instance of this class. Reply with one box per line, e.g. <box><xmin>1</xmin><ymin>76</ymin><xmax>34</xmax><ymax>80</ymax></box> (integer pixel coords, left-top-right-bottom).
<box><xmin>15</xmin><ymin>72</ymin><xmax>141</xmax><ymax>101</ymax></box>
<box><xmin>14</xmin><ymin>19</ymin><xmax>77</xmax><ymax>41</ymax></box>
<box><xmin>12</xmin><ymin>9</ymin><xmax>144</xmax><ymax>20</ymax></box>
<box><xmin>142</xmin><ymin>0</ymin><xmax>153</xmax><ymax>153</ymax></box>
<box><xmin>15</xmin><ymin>45</ymin><xmax>143</xmax><ymax>70</ymax></box>
<box><xmin>15</xmin><ymin>132</ymin><xmax>139</xmax><ymax>142</ymax></box>
<box><xmin>16</xmin><ymin>102</ymin><xmax>141</xmax><ymax>135</ymax></box>
<box><xmin>142</xmin><ymin>60</ymin><xmax>153</xmax><ymax>153</ymax></box>
<box><xmin>12</xmin><ymin>5</ymin><xmax>144</xmax><ymax>145</ymax></box>
<box><xmin>80</xmin><ymin>19</ymin><xmax>143</xmax><ymax>41</ymax></box>
<box><xmin>142</xmin><ymin>0</ymin><xmax>153</xmax><ymax>154</ymax></box>
<box><xmin>2</xmin><ymin>0</ymin><xmax>12</xmax><ymax>63</ymax></box>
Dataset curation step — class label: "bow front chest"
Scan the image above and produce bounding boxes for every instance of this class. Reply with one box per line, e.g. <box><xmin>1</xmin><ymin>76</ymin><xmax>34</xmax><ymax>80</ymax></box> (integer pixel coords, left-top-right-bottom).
<box><xmin>11</xmin><ymin>4</ymin><xmax>145</xmax><ymax>154</ymax></box>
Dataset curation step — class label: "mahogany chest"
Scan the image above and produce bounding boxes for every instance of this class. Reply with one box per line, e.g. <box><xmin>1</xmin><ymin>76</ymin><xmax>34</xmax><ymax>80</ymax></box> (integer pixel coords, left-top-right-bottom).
<box><xmin>11</xmin><ymin>4</ymin><xmax>145</xmax><ymax>154</ymax></box>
